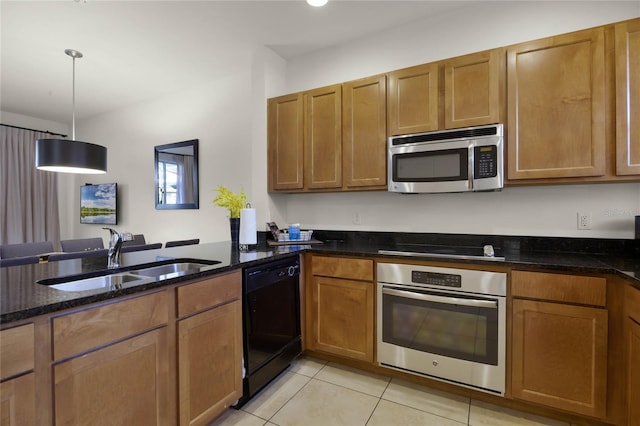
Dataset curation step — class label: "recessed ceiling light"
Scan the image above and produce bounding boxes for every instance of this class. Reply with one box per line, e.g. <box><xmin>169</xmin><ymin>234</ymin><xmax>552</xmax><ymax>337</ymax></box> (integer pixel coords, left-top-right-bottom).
<box><xmin>307</xmin><ymin>0</ymin><xmax>328</xmax><ymax>7</ymax></box>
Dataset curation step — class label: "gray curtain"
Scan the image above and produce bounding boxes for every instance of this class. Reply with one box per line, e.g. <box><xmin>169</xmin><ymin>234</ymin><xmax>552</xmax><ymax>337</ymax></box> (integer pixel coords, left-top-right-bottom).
<box><xmin>0</xmin><ymin>125</ymin><xmax>60</xmax><ymax>246</ymax></box>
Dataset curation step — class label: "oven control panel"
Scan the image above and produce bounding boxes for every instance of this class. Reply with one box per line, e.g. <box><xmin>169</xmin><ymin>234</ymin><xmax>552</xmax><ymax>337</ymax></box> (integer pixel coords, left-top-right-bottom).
<box><xmin>411</xmin><ymin>271</ymin><xmax>461</xmax><ymax>288</ymax></box>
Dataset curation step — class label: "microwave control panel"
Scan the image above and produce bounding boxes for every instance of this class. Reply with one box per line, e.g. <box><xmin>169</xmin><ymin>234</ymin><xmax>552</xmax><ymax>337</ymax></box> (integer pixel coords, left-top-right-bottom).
<box><xmin>474</xmin><ymin>145</ymin><xmax>498</xmax><ymax>178</ymax></box>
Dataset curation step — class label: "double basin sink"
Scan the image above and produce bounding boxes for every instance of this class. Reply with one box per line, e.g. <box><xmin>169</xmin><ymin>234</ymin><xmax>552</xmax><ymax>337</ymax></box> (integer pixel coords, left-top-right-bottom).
<box><xmin>37</xmin><ymin>259</ymin><xmax>221</xmax><ymax>292</ymax></box>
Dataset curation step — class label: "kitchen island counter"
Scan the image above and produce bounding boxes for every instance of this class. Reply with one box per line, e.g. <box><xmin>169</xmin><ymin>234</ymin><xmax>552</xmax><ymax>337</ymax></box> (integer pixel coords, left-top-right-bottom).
<box><xmin>2</xmin><ymin>232</ymin><xmax>639</xmax><ymax>325</ymax></box>
<box><xmin>0</xmin><ymin>241</ymin><xmax>306</xmax><ymax>324</ymax></box>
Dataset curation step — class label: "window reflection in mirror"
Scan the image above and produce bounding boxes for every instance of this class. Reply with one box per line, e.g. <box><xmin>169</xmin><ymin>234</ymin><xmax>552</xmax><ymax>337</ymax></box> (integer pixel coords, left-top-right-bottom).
<box><xmin>154</xmin><ymin>139</ymin><xmax>199</xmax><ymax>209</ymax></box>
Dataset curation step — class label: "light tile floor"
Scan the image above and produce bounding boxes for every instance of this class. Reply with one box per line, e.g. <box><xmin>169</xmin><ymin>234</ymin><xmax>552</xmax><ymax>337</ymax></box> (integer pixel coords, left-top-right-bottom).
<box><xmin>210</xmin><ymin>356</ymin><xmax>572</xmax><ymax>426</ymax></box>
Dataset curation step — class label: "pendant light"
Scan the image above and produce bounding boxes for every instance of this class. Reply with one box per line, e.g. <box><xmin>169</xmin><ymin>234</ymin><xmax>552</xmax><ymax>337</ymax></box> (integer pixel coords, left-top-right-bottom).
<box><xmin>35</xmin><ymin>49</ymin><xmax>107</xmax><ymax>174</ymax></box>
<box><xmin>306</xmin><ymin>0</ymin><xmax>328</xmax><ymax>7</ymax></box>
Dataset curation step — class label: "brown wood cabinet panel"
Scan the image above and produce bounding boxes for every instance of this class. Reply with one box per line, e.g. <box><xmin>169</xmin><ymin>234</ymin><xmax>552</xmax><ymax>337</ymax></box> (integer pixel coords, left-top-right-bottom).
<box><xmin>268</xmin><ymin>93</ymin><xmax>304</xmax><ymax>191</ymax></box>
<box><xmin>0</xmin><ymin>373</ymin><xmax>35</xmax><ymax>426</ymax></box>
<box><xmin>343</xmin><ymin>75</ymin><xmax>387</xmax><ymax>189</ymax></box>
<box><xmin>511</xmin><ymin>270</ymin><xmax>606</xmax><ymax>306</ymax></box>
<box><xmin>304</xmin><ymin>84</ymin><xmax>342</xmax><ymax>189</ymax></box>
<box><xmin>178</xmin><ymin>300</ymin><xmax>242</xmax><ymax>426</ymax></box>
<box><xmin>387</xmin><ymin>63</ymin><xmax>439</xmax><ymax>136</ymax></box>
<box><xmin>511</xmin><ymin>299</ymin><xmax>608</xmax><ymax>418</ymax></box>
<box><xmin>54</xmin><ymin>327</ymin><xmax>170</xmax><ymax>426</ymax></box>
<box><xmin>627</xmin><ymin>282</ymin><xmax>640</xmax><ymax>323</ymax></box>
<box><xmin>615</xmin><ymin>18</ymin><xmax>640</xmax><ymax>175</ymax></box>
<box><xmin>307</xmin><ymin>276</ymin><xmax>374</xmax><ymax>362</ymax></box>
<box><xmin>444</xmin><ymin>49</ymin><xmax>504</xmax><ymax>129</ymax></box>
<box><xmin>0</xmin><ymin>324</ymin><xmax>34</xmax><ymax>380</ymax></box>
<box><xmin>177</xmin><ymin>271</ymin><xmax>241</xmax><ymax>318</ymax></box>
<box><xmin>311</xmin><ymin>255</ymin><xmax>373</xmax><ymax>281</ymax></box>
<box><xmin>627</xmin><ymin>315</ymin><xmax>640</xmax><ymax>426</ymax></box>
<box><xmin>53</xmin><ymin>291</ymin><xmax>168</xmax><ymax>361</ymax></box>
<box><xmin>507</xmin><ymin>27</ymin><xmax>606</xmax><ymax>180</ymax></box>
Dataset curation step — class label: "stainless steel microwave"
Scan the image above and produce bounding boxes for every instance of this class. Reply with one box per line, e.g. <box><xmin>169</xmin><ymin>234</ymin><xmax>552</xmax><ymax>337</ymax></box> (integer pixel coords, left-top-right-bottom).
<box><xmin>388</xmin><ymin>124</ymin><xmax>504</xmax><ymax>194</ymax></box>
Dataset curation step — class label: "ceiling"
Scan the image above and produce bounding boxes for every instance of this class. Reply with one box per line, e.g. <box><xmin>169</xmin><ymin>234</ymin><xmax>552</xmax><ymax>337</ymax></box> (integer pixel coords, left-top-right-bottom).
<box><xmin>1</xmin><ymin>0</ymin><xmax>477</xmax><ymax>124</ymax></box>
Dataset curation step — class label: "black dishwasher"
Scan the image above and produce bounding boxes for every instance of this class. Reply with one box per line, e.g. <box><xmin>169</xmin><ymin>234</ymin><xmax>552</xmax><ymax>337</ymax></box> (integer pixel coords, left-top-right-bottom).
<box><xmin>235</xmin><ymin>255</ymin><xmax>302</xmax><ymax>407</ymax></box>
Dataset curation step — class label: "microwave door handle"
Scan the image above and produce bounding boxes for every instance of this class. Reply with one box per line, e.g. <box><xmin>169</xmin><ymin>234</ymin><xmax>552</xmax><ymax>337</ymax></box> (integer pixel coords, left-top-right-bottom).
<box><xmin>382</xmin><ymin>287</ymin><xmax>498</xmax><ymax>309</ymax></box>
<box><xmin>468</xmin><ymin>143</ymin><xmax>474</xmax><ymax>191</ymax></box>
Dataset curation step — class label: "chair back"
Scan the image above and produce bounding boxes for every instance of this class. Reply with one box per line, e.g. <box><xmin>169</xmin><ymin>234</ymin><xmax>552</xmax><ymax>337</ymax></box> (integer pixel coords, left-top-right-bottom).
<box><xmin>121</xmin><ymin>242</ymin><xmax>162</xmax><ymax>253</ymax></box>
<box><xmin>61</xmin><ymin>238</ymin><xmax>104</xmax><ymax>252</ymax></box>
<box><xmin>122</xmin><ymin>234</ymin><xmax>146</xmax><ymax>246</ymax></box>
<box><xmin>0</xmin><ymin>241</ymin><xmax>54</xmax><ymax>259</ymax></box>
<box><xmin>165</xmin><ymin>238</ymin><xmax>200</xmax><ymax>248</ymax></box>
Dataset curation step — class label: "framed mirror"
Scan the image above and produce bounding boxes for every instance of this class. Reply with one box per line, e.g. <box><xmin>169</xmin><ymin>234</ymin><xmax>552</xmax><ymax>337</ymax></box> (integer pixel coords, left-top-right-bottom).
<box><xmin>155</xmin><ymin>139</ymin><xmax>199</xmax><ymax>209</ymax></box>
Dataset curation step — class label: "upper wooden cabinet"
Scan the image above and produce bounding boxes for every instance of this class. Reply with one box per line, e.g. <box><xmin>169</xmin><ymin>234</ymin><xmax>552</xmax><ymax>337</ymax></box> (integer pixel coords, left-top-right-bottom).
<box><xmin>387</xmin><ymin>49</ymin><xmax>505</xmax><ymax>136</ymax></box>
<box><xmin>268</xmin><ymin>93</ymin><xmax>304</xmax><ymax>191</ymax></box>
<box><xmin>268</xmin><ymin>77</ymin><xmax>387</xmax><ymax>193</ymax></box>
<box><xmin>444</xmin><ymin>48</ymin><xmax>505</xmax><ymax>129</ymax></box>
<box><xmin>387</xmin><ymin>63</ymin><xmax>439</xmax><ymax>136</ymax></box>
<box><xmin>304</xmin><ymin>84</ymin><xmax>343</xmax><ymax>190</ymax></box>
<box><xmin>507</xmin><ymin>27</ymin><xmax>607</xmax><ymax>180</ymax></box>
<box><xmin>615</xmin><ymin>18</ymin><xmax>640</xmax><ymax>176</ymax></box>
<box><xmin>343</xmin><ymin>75</ymin><xmax>387</xmax><ymax>189</ymax></box>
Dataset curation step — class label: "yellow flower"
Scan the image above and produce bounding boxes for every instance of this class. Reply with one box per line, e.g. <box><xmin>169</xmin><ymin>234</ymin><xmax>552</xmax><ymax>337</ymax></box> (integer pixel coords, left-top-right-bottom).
<box><xmin>212</xmin><ymin>186</ymin><xmax>248</xmax><ymax>218</ymax></box>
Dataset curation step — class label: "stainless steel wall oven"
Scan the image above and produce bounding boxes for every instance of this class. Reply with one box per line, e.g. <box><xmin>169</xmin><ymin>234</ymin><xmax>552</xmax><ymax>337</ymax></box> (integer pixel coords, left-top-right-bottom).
<box><xmin>377</xmin><ymin>262</ymin><xmax>506</xmax><ymax>395</ymax></box>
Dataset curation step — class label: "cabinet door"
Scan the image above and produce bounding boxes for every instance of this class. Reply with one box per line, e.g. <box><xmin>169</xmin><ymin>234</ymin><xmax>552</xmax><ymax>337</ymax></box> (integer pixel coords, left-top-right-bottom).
<box><xmin>444</xmin><ymin>49</ymin><xmax>504</xmax><ymax>129</ymax></box>
<box><xmin>307</xmin><ymin>276</ymin><xmax>373</xmax><ymax>362</ymax></box>
<box><xmin>628</xmin><ymin>318</ymin><xmax>640</xmax><ymax>426</ymax></box>
<box><xmin>304</xmin><ymin>84</ymin><xmax>342</xmax><ymax>190</ymax></box>
<box><xmin>54</xmin><ymin>328</ymin><xmax>170</xmax><ymax>426</ymax></box>
<box><xmin>178</xmin><ymin>300</ymin><xmax>242</xmax><ymax>426</ymax></box>
<box><xmin>0</xmin><ymin>373</ymin><xmax>35</xmax><ymax>426</ymax></box>
<box><xmin>615</xmin><ymin>18</ymin><xmax>640</xmax><ymax>175</ymax></box>
<box><xmin>511</xmin><ymin>299</ymin><xmax>607</xmax><ymax>418</ymax></box>
<box><xmin>268</xmin><ymin>93</ymin><xmax>304</xmax><ymax>191</ymax></box>
<box><xmin>343</xmin><ymin>75</ymin><xmax>387</xmax><ymax>189</ymax></box>
<box><xmin>387</xmin><ymin>63</ymin><xmax>439</xmax><ymax>136</ymax></box>
<box><xmin>507</xmin><ymin>27</ymin><xmax>606</xmax><ymax>180</ymax></box>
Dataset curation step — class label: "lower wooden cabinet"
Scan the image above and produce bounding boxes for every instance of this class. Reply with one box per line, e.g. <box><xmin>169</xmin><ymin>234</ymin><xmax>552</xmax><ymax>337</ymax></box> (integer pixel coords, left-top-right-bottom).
<box><xmin>0</xmin><ymin>373</ymin><xmax>35</xmax><ymax>426</ymax></box>
<box><xmin>306</xmin><ymin>255</ymin><xmax>374</xmax><ymax>362</ymax></box>
<box><xmin>511</xmin><ymin>271</ymin><xmax>608</xmax><ymax>419</ymax></box>
<box><xmin>626</xmin><ymin>284</ymin><xmax>640</xmax><ymax>426</ymax></box>
<box><xmin>53</xmin><ymin>327</ymin><xmax>170</xmax><ymax>425</ymax></box>
<box><xmin>0</xmin><ymin>324</ymin><xmax>35</xmax><ymax>426</ymax></box>
<box><xmin>178</xmin><ymin>300</ymin><xmax>242</xmax><ymax>426</ymax></box>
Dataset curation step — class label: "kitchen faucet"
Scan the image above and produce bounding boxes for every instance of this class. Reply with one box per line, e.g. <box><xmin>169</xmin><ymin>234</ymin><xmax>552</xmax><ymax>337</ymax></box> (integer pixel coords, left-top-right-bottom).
<box><xmin>103</xmin><ymin>227</ymin><xmax>132</xmax><ymax>269</ymax></box>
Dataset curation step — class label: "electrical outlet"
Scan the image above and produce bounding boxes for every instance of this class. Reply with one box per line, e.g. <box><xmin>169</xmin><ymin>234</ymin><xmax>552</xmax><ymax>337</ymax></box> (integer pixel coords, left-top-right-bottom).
<box><xmin>577</xmin><ymin>212</ymin><xmax>592</xmax><ymax>230</ymax></box>
<box><xmin>352</xmin><ymin>211</ymin><xmax>361</xmax><ymax>225</ymax></box>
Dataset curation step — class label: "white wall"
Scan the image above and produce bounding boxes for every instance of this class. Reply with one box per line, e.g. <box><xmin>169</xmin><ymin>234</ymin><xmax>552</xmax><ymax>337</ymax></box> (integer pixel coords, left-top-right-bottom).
<box><xmin>69</xmin><ymin>68</ymin><xmax>256</xmax><ymax>245</ymax></box>
<box><xmin>270</xmin><ymin>1</ymin><xmax>640</xmax><ymax>239</ymax></box>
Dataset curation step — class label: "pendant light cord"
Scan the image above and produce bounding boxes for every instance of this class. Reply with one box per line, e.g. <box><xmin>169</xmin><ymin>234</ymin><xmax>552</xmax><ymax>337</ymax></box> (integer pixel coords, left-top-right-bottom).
<box><xmin>71</xmin><ymin>53</ymin><xmax>76</xmax><ymax>140</ymax></box>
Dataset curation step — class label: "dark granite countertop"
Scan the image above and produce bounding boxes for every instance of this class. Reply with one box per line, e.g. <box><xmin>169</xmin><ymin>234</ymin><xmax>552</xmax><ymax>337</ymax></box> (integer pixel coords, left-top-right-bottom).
<box><xmin>0</xmin><ymin>240</ymin><xmax>307</xmax><ymax>324</ymax></box>
<box><xmin>2</xmin><ymin>231</ymin><xmax>639</xmax><ymax>325</ymax></box>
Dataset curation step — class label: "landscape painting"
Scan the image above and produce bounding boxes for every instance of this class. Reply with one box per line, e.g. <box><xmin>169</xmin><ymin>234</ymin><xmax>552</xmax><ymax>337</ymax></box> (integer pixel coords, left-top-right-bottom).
<box><xmin>80</xmin><ymin>183</ymin><xmax>117</xmax><ymax>225</ymax></box>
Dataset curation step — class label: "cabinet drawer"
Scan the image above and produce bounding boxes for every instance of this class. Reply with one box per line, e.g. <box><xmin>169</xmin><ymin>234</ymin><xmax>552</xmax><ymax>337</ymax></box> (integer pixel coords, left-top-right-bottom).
<box><xmin>512</xmin><ymin>270</ymin><xmax>606</xmax><ymax>306</ymax></box>
<box><xmin>177</xmin><ymin>271</ymin><xmax>241</xmax><ymax>318</ymax></box>
<box><xmin>627</xmin><ymin>283</ymin><xmax>640</xmax><ymax>323</ymax></box>
<box><xmin>53</xmin><ymin>291</ymin><xmax>168</xmax><ymax>361</ymax></box>
<box><xmin>0</xmin><ymin>324</ymin><xmax>34</xmax><ymax>380</ymax></box>
<box><xmin>311</xmin><ymin>256</ymin><xmax>373</xmax><ymax>281</ymax></box>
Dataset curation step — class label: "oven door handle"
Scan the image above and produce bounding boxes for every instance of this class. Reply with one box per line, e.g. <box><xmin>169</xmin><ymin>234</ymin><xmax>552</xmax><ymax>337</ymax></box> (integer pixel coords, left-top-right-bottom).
<box><xmin>382</xmin><ymin>287</ymin><xmax>498</xmax><ymax>309</ymax></box>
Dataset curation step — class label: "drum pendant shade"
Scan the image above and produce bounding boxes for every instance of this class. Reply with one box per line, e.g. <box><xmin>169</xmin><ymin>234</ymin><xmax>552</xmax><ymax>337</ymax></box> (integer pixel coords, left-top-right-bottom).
<box><xmin>35</xmin><ymin>49</ymin><xmax>107</xmax><ymax>174</ymax></box>
<box><xmin>35</xmin><ymin>139</ymin><xmax>107</xmax><ymax>174</ymax></box>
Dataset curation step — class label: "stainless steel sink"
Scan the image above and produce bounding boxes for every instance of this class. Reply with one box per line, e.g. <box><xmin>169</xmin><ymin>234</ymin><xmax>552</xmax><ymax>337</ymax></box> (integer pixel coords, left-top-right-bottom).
<box><xmin>37</xmin><ymin>259</ymin><xmax>221</xmax><ymax>291</ymax></box>
<box><xmin>47</xmin><ymin>273</ymin><xmax>149</xmax><ymax>292</ymax></box>
<box><xmin>129</xmin><ymin>262</ymin><xmax>212</xmax><ymax>278</ymax></box>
